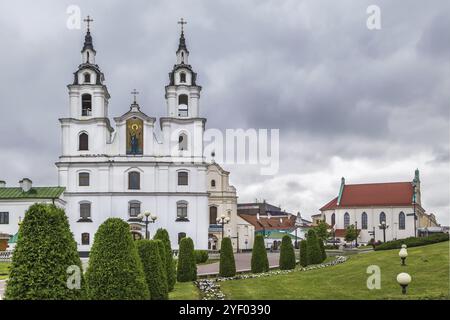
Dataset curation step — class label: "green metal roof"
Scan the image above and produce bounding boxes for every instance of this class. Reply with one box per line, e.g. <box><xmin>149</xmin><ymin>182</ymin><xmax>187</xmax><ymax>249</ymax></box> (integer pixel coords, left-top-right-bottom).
<box><xmin>0</xmin><ymin>187</ymin><xmax>65</xmax><ymax>200</ymax></box>
<box><xmin>256</xmin><ymin>230</ymin><xmax>301</xmax><ymax>240</ymax></box>
<box><xmin>8</xmin><ymin>232</ymin><xmax>18</xmax><ymax>244</ymax></box>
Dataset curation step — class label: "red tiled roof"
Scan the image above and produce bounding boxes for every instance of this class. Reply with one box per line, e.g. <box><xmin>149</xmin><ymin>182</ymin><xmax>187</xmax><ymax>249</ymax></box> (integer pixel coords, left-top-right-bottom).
<box><xmin>333</xmin><ymin>229</ymin><xmax>360</xmax><ymax>238</ymax></box>
<box><xmin>320</xmin><ymin>182</ymin><xmax>414</xmax><ymax>211</ymax></box>
<box><xmin>238</xmin><ymin>214</ymin><xmax>295</xmax><ymax>231</ymax></box>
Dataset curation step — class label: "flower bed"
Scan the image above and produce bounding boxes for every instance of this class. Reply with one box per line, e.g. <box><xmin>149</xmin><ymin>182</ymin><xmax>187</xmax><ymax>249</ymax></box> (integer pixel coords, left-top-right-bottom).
<box><xmin>195</xmin><ymin>256</ymin><xmax>348</xmax><ymax>300</ymax></box>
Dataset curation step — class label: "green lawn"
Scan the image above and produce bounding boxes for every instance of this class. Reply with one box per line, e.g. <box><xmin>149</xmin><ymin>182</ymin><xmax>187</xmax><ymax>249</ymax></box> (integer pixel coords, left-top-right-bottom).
<box><xmin>220</xmin><ymin>242</ymin><xmax>449</xmax><ymax>300</ymax></box>
<box><xmin>169</xmin><ymin>281</ymin><xmax>200</xmax><ymax>300</ymax></box>
<box><xmin>0</xmin><ymin>262</ymin><xmax>11</xmax><ymax>280</ymax></box>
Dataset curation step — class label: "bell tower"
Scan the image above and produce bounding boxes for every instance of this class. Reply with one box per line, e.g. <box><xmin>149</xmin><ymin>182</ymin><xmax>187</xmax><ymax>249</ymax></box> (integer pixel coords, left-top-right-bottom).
<box><xmin>165</xmin><ymin>18</ymin><xmax>202</xmax><ymax>118</ymax></box>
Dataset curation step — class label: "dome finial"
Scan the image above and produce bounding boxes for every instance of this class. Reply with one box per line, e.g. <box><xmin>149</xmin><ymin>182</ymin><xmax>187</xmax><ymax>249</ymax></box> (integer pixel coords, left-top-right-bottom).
<box><xmin>177</xmin><ymin>18</ymin><xmax>188</xmax><ymax>53</ymax></box>
<box><xmin>82</xmin><ymin>15</ymin><xmax>95</xmax><ymax>53</ymax></box>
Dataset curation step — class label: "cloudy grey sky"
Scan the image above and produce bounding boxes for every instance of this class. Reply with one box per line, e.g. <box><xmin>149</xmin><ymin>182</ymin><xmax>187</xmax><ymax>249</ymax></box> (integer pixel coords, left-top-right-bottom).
<box><xmin>0</xmin><ymin>0</ymin><xmax>449</xmax><ymax>224</ymax></box>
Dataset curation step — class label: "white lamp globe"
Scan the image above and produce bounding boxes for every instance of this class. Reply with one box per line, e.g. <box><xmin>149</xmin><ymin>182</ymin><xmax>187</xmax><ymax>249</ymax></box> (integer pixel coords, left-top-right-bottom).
<box><xmin>144</xmin><ymin>211</ymin><xmax>151</xmax><ymax>217</ymax></box>
<box><xmin>151</xmin><ymin>214</ymin><xmax>157</xmax><ymax>221</ymax></box>
<box><xmin>225</xmin><ymin>216</ymin><xmax>231</xmax><ymax>223</ymax></box>
<box><xmin>216</xmin><ymin>218</ymin><xmax>221</xmax><ymax>224</ymax></box>
<box><xmin>221</xmin><ymin>213</ymin><xmax>226</xmax><ymax>219</ymax></box>
<box><xmin>396</xmin><ymin>272</ymin><xmax>412</xmax><ymax>286</ymax></box>
<box><xmin>137</xmin><ymin>213</ymin><xmax>144</xmax><ymax>219</ymax></box>
<box><xmin>399</xmin><ymin>248</ymin><xmax>408</xmax><ymax>258</ymax></box>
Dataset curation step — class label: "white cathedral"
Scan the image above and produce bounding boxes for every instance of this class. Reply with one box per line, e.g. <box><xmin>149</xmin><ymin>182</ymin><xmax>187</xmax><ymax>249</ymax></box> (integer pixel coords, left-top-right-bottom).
<box><xmin>0</xmin><ymin>20</ymin><xmax>240</xmax><ymax>255</ymax></box>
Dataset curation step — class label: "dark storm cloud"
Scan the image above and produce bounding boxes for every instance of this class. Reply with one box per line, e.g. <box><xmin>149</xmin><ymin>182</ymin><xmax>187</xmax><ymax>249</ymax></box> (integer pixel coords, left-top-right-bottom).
<box><xmin>0</xmin><ymin>0</ymin><xmax>448</xmax><ymax>224</ymax></box>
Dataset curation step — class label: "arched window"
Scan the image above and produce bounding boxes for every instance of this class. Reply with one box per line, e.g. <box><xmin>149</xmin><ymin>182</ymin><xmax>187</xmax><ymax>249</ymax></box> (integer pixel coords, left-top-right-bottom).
<box><xmin>331</xmin><ymin>213</ymin><xmax>335</xmax><ymax>226</ymax></box>
<box><xmin>128</xmin><ymin>171</ymin><xmax>140</xmax><ymax>190</ymax></box>
<box><xmin>178</xmin><ymin>232</ymin><xmax>186</xmax><ymax>244</ymax></box>
<box><xmin>81</xmin><ymin>233</ymin><xmax>90</xmax><ymax>245</ymax></box>
<box><xmin>79</xmin><ymin>172</ymin><xmax>90</xmax><ymax>186</ymax></box>
<box><xmin>81</xmin><ymin>94</ymin><xmax>92</xmax><ymax>116</ymax></box>
<box><xmin>79</xmin><ymin>133</ymin><xmax>89</xmax><ymax>151</ymax></box>
<box><xmin>344</xmin><ymin>212</ymin><xmax>350</xmax><ymax>228</ymax></box>
<box><xmin>84</xmin><ymin>73</ymin><xmax>91</xmax><ymax>84</ymax></box>
<box><xmin>178</xmin><ymin>171</ymin><xmax>188</xmax><ymax>186</ymax></box>
<box><xmin>399</xmin><ymin>212</ymin><xmax>406</xmax><ymax>230</ymax></box>
<box><xmin>211</xmin><ymin>180</ymin><xmax>216</xmax><ymax>188</ymax></box>
<box><xmin>129</xmin><ymin>201</ymin><xmax>141</xmax><ymax>217</ymax></box>
<box><xmin>379</xmin><ymin>212</ymin><xmax>386</xmax><ymax>224</ymax></box>
<box><xmin>179</xmin><ymin>133</ymin><xmax>188</xmax><ymax>151</ymax></box>
<box><xmin>180</xmin><ymin>72</ymin><xmax>186</xmax><ymax>83</ymax></box>
<box><xmin>361</xmin><ymin>212</ymin><xmax>368</xmax><ymax>230</ymax></box>
<box><xmin>178</xmin><ymin>94</ymin><xmax>188</xmax><ymax>117</ymax></box>
<box><xmin>79</xmin><ymin>202</ymin><xmax>91</xmax><ymax>220</ymax></box>
<box><xmin>176</xmin><ymin>201</ymin><xmax>188</xmax><ymax>220</ymax></box>
<box><xmin>209</xmin><ymin>206</ymin><xmax>218</xmax><ymax>225</ymax></box>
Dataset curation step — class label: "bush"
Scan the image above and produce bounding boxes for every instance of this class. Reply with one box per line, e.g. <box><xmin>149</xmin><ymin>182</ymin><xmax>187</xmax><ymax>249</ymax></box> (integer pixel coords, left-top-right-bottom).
<box><xmin>306</xmin><ymin>229</ymin><xmax>323</xmax><ymax>265</ymax></box>
<box><xmin>318</xmin><ymin>239</ymin><xmax>327</xmax><ymax>262</ymax></box>
<box><xmin>136</xmin><ymin>240</ymin><xmax>168</xmax><ymax>300</ymax></box>
<box><xmin>325</xmin><ymin>244</ymin><xmax>339</xmax><ymax>250</ymax></box>
<box><xmin>279</xmin><ymin>235</ymin><xmax>296</xmax><ymax>270</ymax></box>
<box><xmin>299</xmin><ymin>240</ymin><xmax>308</xmax><ymax>267</ymax></box>
<box><xmin>194</xmin><ymin>250</ymin><xmax>209</xmax><ymax>264</ymax></box>
<box><xmin>251</xmin><ymin>235</ymin><xmax>269</xmax><ymax>273</ymax></box>
<box><xmin>374</xmin><ymin>233</ymin><xmax>449</xmax><ymax>251</ymax></box>
<box><xmin>219</xmin><ymin>238</ymin><xmax>236</xmax><ymax>277</ymax></box>
<box><xmin>153</xmin><ymin>228</ymin><xmax>176</xmax><ymax>291</ymax></box>
<box><xmin>177</xmin><ymin>237</ymin><xmax>197</xmax><ymax>282</ymax></box>
<box><xmin>5</xmin><ymin>204</ymin><xmax>85</xmax><ymax>300</ymax></box>
<box><xmin>85</xmin><ymin>218</ymin><xmax>149</xmax><ymax>300</ymax></box>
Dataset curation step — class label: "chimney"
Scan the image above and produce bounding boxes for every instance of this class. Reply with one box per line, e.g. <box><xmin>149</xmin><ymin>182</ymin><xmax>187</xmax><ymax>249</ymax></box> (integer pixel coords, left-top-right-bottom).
<box><xmin>20</xmin><ymin>178</ymin><xmax>33</xmax><ymax>192</ymax></box>
<box><xmin>0</xmin><ymin>181</ymin><xmax>5</xmax><ymax>188</ymax></box>
<box><xmin>256</xmin><ymin>213</ymin><xmax>260</xmax><ymax>220</ymax></box>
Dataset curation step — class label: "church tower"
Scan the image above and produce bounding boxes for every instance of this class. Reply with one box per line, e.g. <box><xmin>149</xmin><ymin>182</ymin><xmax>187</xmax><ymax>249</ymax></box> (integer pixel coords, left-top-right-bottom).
<box><xmin>60</xmin><ymin>16</ymin><xmax>113</xmax><ymax>156</ymax></box>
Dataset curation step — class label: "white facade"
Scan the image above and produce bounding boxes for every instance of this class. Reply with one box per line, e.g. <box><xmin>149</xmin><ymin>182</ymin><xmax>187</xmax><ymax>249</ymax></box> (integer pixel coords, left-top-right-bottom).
<box><xmin>56</xmin><ymin>27</ymin><xmax>209</xmax><ymax>252</ymax></box>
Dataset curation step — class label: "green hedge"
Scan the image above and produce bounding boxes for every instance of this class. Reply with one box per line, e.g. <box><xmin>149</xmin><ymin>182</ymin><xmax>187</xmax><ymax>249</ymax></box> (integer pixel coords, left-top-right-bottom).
<box><xmin>306</xmin><ymin>229</ymin><xmax>323</xmax><ymax>265</ymax></box>
<box><xmin>153</xmin><ymin>228</ymin><xmax>176</xmax><ymax>291</ymax></box>
<box><xmin>177</xmin><ymin>237</ymin><xmax>197</xmax><ymax>282</ymax></box>
<box><xmin>318</xmin><ymin>239</ymin><xmax>327</xmax><ymax>262</ymax></box>
<box><xmin>136</xmin><ymin>240</ymin><xmax>168</xmax><ymax>300</ymax></box>
<box><xmin>194</xmin><ymin>250</ymin><xmax>209</xmax><ymax>264</ymax></box>
<box><xmin>219</xmin><ymin>238</ymin><xmax>236</xmax><ymax>277</ymax></box>
<box><xmin>279</xmin><ymin>235</ymin><xmax>296</xmax><ymax>270</ymax></box>
<box><xmin>299</xmin><ymin>240</ymin><xmax>308</xmax><ymax>267</ymax></box>
<box><xmin>251</xmin><ymin>235</ymin><xmax>269</xmax><ymax>273</ymax></box>
<box><xmin>85</xmin><ymin>218</ymin><xmax>149</xmax><ymax>300</ymax></box>
<box><xmin>374</xmin><ymin>233</ymin><xmax>449</xmax><ymax>251</ymax></box>
<box><xmin>5</xmin><ymin>204</ymin><xmax>85</xmax><ymax>300</ymax></box>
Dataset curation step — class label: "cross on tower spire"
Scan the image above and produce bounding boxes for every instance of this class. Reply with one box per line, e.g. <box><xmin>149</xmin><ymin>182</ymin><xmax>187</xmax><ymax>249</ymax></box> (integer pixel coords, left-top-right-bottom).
<box><xmin>178</xmin><ymin>18</ymin><xmax>187</xmax><ymax>34</ymax></box>
<box><xmin>83</xmin><ymin>15</ymin><xmax>94</xmax><ymax>32</ymax></box>
<box><xmin>131</xmin><ymin>89</ymin><xmax>139</xmax><ymax>104</ymax></box>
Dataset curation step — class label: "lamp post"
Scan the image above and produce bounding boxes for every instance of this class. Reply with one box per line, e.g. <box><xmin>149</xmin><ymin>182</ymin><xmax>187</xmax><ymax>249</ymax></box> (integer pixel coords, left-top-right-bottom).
<box><xmin>355</xmin><ymin>221</ymin><xmax>358</xmax><ymax>248</ymax></box>
<box><xmin>138</xmin><ymin>211</ymin><xmax>157</xmax><ymax>239</ymax></box>
<box><xmin>378</xmin><ymin>221</ymin><xmax>389</xmax><ymax>243</ymax></box>
<box><xmin>295</xmin><ymin>212</ymin><xmax>302</xmax><ymax>249</ymax></box>
<box><xmin>396</xmin><ymin>272</ymin><xmax>412</xmax><ymax>295</ymax></box>
<box><xmin>216</xmin><ymin>214</ymin><xmax>230</xmax><ymax>241</ymax></box>
<box><xmin>399</xmin><ymin>244</ymin><xmax>408</xmax><ymax>266</ymax></box>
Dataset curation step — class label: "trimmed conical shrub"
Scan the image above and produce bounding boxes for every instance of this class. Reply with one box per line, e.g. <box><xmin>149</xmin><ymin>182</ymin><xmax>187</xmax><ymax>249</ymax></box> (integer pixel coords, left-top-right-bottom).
<box><xmin>5</xmin><ymin>204</ymin><xmax>85</xmax><ymax>300</ymax></box>
<box><xmin>251</xmin><ymin>234</ymin><xmax>269</xmax><ymax>273</ymax></box>
<box><xmin>177</xmin><ymin>237</ymin><xmax>197</xmax><ymax>282</ymax></box>
<box><xmin>279</xmin><ymin>235</ymin><xmax>296</xmax><ymax>270</ymax></box>
<box><xmin>318</xmin><ymin>238</ymin><xmax>327</xmax><ymax>262</ymax></box>
<box><xmin>154</xmin><ymin>228</ymin><xmax>176</xmax><ymax>291</ymax></box>
<box><xmin>299</xmin><ymin>239</ymin><xmax>308</xmax><ymax>267</ymax></box>
<box><xmin>136</xmin><ymin>240</ymin><xmax>168</xmax><ymax>300</ymax></box>
<box><xmin>219</xmin><ymin>237</ymin><xmax>236</xmax><ymax>277</ymax></box>
<box><xmin>85</xmin><ymin>218</ymin><xmax>149</xmax><ymax>300</ymax></box>
<box><xmin>306</xmin><ymin>229</ymin><xmax>322</xmax><ymax>265</ymax></box>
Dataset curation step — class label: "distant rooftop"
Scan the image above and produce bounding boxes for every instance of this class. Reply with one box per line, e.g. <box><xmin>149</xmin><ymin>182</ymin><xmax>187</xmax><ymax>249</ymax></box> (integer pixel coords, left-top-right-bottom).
<box><xmin>0</xmin><ymin>187</ymin><xmax>65</xmax><ymax>200</ymax></box>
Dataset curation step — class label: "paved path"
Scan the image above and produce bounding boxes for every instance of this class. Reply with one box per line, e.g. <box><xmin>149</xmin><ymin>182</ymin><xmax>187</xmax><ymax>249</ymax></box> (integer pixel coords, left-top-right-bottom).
<box><xmin>198</xmin><ymin>252</ymin><xmax>280</xmax><ymax>275</ymax></box>
<box><xmin>0</xmin><ymin>280</ymin><xmax>6</xmax><ymax>300</ymax></box>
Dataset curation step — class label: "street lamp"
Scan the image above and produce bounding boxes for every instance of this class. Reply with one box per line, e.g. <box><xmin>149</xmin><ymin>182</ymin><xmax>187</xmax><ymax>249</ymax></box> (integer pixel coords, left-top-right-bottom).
<box><xmin>399</xmin><ymin>244</ymin><xmax>408</xmax><ymax>266</ymax></box>
<box><xmin>355</xmin><ymin>221</ymin><xmax>358</xmax><ymax>247</ymax></box>
<box><xmin>295</xmin><ymin>212</ymin><xmax>302</xmax><ymax>249</ymax></box>
<box><xmin>216</xmin><ymin>214</ymin><xmax>230</xmax><ymax>240</ymax></box>
<box><xmin>138</xmin><ymin>211</ymin><xmax>157</xmax><ymax>239</ymax></box>
<box><xmin>378</xmin><ymin>221</ymin><xmax>389</xmax><ymax>243</ymax></box>
<box><xmin>396</xmin><ymin>272</ymin><xmax>412</xmax><ymax>295</ymax></box>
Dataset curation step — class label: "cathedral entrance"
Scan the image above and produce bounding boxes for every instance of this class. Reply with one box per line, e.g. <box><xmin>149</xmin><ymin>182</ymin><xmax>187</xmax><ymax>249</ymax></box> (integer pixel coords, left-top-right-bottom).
<box><xmin>131</xmin><ymin>232</ymin><xmax>143</xmax><ymax>241</ymax></box>
<box><xmin>129</xmin><ymin>223</ymin><xmax>143</xmax><ymax>241</ymax></box>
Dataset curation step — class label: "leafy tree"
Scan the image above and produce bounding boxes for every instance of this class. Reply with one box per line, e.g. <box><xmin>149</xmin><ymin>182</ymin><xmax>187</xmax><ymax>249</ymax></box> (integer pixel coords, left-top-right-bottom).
<box><xmin>344</xmin><ymin>225</ymin><xmax>359</xmax><ymax>244</ymax></box>
<box><xmin>306</xmin><ymin>229</ymin><xmax>322</xmax><ymax>265</ymax></box>
<box><xmin>279</xmin><ymin>235</ymin><xmax>296</xmax><ymax>270</ymax></box>
<box><xmin>85</xmin><ymin>218</ymin><xmax>149</xmax><ymax>300</ymax></box>
<box><xmin>219</xmin><ymin>237</ymin><xmax>236</xmax><ymax>277</ymax></box>
<box><xmin>313</xmin><ymin>220</ymin><xmax>330</xmax><ymax>242</ymax></box>
<box><xmin>251</xmin><ymin>235</ymin><xmax>269</xmax><ymax>273</ymax></box>
<box><xmin>5</xmin><ymin>204</ymin><xmax>85</xmax><ymax>300</ymax></box>
<box><xmin>177</xmin><ymin>237</ymin><xmax>197</xmax><ymax>282</ymax></box>
<box><xmin>153</xmin><ymin>228</ymin><xmax>176</xmax><ymax>291</ymax></box>
<box><xmin>299</xmin><ymin>240</ymin><xmax>308</xmax><ymax>267</ymax></box>
<box><xmin>136</xmin><ymin>240</ymin><xmax>168</xmax><ymax>300</ymax></box>
<box><xmin>194</xmin><ymin>250</ymin><xmax>209</xmax><ymax>264</ymax></box>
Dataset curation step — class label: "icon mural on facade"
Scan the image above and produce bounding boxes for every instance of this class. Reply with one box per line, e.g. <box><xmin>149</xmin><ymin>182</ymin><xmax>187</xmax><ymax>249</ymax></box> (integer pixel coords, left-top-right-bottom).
<box><xmin>126</xmin><ymin>118</ymin><xmax>143</xmax><ymax>155</ymax></box>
